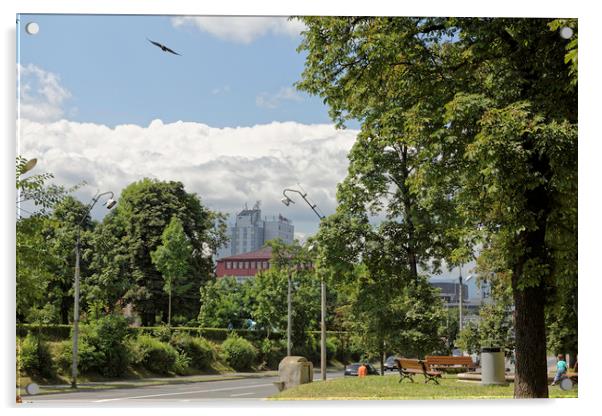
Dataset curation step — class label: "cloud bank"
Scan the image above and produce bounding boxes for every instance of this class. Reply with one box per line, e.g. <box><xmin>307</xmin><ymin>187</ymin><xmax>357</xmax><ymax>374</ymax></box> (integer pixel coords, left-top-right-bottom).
<box><xmin>18</xmin><ymin>64</ymin><xmax>72</xmax><ymax>123</ymax></box>
<box><xmin>171</xmin><ymin>16</ymin><xmax>306</xmax><ymax>44</ymax></box>
<box><xmin>19</xmin><ymin>118</ymin><xmax>357</xmax><ymax>235</ymax></box>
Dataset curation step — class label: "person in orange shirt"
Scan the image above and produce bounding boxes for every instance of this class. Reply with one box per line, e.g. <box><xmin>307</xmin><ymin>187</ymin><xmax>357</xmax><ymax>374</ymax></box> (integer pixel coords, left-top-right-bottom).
<box><xmin>358</xmin><ymin>362</ymin><xmax>368</xmax><ymax>378</ymax></box>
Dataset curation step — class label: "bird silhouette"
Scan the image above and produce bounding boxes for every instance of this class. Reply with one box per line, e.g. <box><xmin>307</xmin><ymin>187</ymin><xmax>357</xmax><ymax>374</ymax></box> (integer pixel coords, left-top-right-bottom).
<box><xmin>147</xmin><ymin>38</ymin><xmax>181</xmax><ymax>56</ymax></box>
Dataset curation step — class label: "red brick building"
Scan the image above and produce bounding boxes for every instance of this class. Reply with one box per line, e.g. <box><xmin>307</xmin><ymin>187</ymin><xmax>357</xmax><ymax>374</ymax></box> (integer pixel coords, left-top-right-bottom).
<box><xmin>215</xmin><ymin>246</ymin><xmax>273</xmax><ymax>282</ymax></box>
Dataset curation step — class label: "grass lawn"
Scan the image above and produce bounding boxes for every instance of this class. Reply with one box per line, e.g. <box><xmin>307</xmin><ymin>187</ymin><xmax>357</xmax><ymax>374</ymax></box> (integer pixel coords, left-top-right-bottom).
<box><xmin>271</xmin><ymin>374</ymin><xmax>578</xmax><ymax>400</ymax></box>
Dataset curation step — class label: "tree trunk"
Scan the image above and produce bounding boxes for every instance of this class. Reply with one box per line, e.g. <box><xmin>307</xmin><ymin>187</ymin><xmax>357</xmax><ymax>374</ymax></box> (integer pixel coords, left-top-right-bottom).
<box><xmin>512</xmin><ymin>266</ymin><xmax>549</xmax><ymax>398</ymax></box>
<box><xmin>379</xmin><ymin>340</ymin><xmax>385</xmax><ymax>376</ymax></box>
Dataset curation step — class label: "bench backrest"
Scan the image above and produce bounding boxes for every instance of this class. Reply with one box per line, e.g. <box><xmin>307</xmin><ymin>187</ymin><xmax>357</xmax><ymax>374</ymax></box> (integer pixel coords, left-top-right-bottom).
<box><xmin>396</xmin><ymin>358</ymin><xmax>424</xmax><ymax>371</ymax></box>
<box><xmin>425</xmin><ymin>355</ymin><xmax>475</xmax><ymax>367</ymax></box>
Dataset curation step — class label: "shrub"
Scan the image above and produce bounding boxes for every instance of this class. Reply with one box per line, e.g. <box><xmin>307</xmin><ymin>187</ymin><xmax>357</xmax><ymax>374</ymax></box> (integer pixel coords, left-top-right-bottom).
<box><xmin>221</xmin><ymin>334</ymin><xmax>257</xmax><ymax>371</ymax></box>
<box><xmin>326</xmin><ymin>336</ymin><xmax>340</xmax><ymax>361</ymax></box>
<box><xmin>173</xmin><ymin>351</ymin><xmax>191</xmax><ymax>375</ymax></box>
<box><xmin>257</xmin><ymin>338</ymin><xmax>286</xmax><ymax>369</ymax></box>
<box><xmin>152</xmin><ymin>325</ymin><xmax>173</xmax><ymax>343</ymax></box>
<box><xmin>88</xmin><ymin>314</ymin><xmax>130</xmax><ymax>377</ymax></box>
<box><xmin>56</xmin><ymin>339</ymin><xmax>103</xmax><ymax>375</ymax></box>
<box><xmin>18</xmin><ymin>334</ymin><xmax>54</xmax><ymax>378</ymax></box>
<box><xmin>130</xmin><ymin>335</ymin><xmax>177</xmax><ymax>375</ymax></box>
<box><xmin>170</xmin><ymin>332</ymin><xmax>215</xmax><ymax>370</ymax></box>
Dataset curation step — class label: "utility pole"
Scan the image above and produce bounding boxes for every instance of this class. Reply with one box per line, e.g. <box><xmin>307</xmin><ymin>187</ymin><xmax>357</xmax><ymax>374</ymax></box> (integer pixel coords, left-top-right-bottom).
<box><xmin>287</xmin><ymin>270</ymin><xmax>292</xmax><ymax>356</ymax></box>
<box><xmin>71</xmin><ymin>232</ymin><xmax>81</xmax><ymax>388</ymax></box>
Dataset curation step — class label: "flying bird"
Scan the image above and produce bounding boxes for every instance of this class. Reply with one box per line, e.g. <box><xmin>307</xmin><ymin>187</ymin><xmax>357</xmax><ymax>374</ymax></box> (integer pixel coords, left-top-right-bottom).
<box><xmin>147</xmin><ymin>38</ymin><xmax>181</xmax><ymax>56</ymax></box>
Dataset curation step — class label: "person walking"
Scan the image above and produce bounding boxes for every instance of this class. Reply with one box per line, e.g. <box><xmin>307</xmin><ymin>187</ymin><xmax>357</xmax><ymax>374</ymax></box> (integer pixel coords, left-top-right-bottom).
<box><xmin>358</xmin><ymin>362</ymin><xmax>368</xmax><ymax>378</ymax></box>
<box><xmin>551</xmin><ymin>354</ymin><xmax>568</xmax><ymax>386</ymax></box>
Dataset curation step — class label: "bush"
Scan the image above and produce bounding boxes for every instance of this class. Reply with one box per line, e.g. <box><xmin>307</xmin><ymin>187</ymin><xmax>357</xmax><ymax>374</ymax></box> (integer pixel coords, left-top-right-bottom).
<box><xmin>88</xmin><ymin>314</ymin><xmax>130</xmax><ymax>377</ymax></box>
<box><xmin>221</xmin><ymin>334</ymin><xmax>257</xmax><ymax>371</ymax></box>
<box><xmin>326</xmin><ymin>336</ymin><xmax>340</xmax><ymax>361</ymax></box>
<box><xmin>173</xmin><ymin>351</ymin><xmax>192</xmax><ymax>375</ymax></box>
<box><xmin>18</xmin><ymin>334</ymin><xmax>54</xmax><ymax>378</ymax></box>
<box><xmin>130</xmin><ymin>335</ymin><xmax>178</xmax><ymax>375</ymax></box>
<box><xmin>56</xmin><ymin>339</ymin><xmax>103</xmax><ymax>375</ymax></box>
<box><xmin>152</xmin><ymin>325</ymin><xmax>173</xmax><ymax>343</ymax></box>
<box><xmin>170</xmin><ymin>332</ymin><xmax>215</xmax><ymax>370</ymax></box>
<box><xmin>258</xmin><ymin>338</ymin><xmax>286</xmax><ymax>369</ymax></box>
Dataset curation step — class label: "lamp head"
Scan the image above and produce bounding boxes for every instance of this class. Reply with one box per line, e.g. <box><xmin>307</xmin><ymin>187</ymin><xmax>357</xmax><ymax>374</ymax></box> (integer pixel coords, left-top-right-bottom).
<box><xmin>281</xmin><ymin>196</ymin><xmax>293</xmax><ymax>207</ymax></box>
<box><xmin>105</xmin><ymin>198</ymin><xmax>117</xmax><ymax>209</ymax></box>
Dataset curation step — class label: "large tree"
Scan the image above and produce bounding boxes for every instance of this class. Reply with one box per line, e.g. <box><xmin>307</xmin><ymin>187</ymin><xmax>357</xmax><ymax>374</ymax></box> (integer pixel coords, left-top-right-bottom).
<box><xmin>297</xmin><ymin>17</ymin><xmax>577</xmax><ymax>397</ymax></box>
<box><xmin>99</xmin><ymin>178</ymin><xmax>227</xmax><ymax>325</ymax></box>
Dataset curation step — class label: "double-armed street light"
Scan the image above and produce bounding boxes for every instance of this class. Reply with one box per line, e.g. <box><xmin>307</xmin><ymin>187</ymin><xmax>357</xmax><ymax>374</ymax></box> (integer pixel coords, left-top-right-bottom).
<box><xmin>71</xmin><ymin>191</ymin><xmax>117</xmax><ymax>388</ymax></box>
<box><xmin>281</xmin><ymin>187</ymin><xmax>327</xmax><ymax>381</ymax></box>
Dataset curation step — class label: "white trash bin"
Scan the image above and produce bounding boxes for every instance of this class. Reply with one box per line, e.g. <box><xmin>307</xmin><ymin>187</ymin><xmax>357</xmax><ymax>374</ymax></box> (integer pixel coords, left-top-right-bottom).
<box><xmin>481</xmin><ymin>347</ymin><xmax>508</xmax><ymax>386</ymax></box>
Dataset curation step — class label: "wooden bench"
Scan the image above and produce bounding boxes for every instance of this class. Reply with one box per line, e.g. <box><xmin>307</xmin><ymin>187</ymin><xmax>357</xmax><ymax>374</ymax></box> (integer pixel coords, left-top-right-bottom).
<box><xmin>425</xmin><ymin>355</ymin><xmax>477</xmax><ymax>372</ymax></box>
<box><xmin>395</xmin><ymin>358</ymin><xmax>442</xmax><ymax>384</ymax></box>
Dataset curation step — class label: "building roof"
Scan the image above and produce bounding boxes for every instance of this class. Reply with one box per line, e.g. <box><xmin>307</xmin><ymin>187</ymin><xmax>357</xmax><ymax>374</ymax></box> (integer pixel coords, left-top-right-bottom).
<box><xmin>217</xmin><ymin>246</ymin><xmax>273</xmax><ymax>261</ymax></box>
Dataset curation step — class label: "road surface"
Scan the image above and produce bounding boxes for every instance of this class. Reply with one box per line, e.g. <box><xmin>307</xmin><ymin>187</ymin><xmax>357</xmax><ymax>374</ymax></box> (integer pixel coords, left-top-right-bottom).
<box><xmin>21</xmin><ymin>369</ymin><xmax>396</xmax><ymax>405</ymax></box>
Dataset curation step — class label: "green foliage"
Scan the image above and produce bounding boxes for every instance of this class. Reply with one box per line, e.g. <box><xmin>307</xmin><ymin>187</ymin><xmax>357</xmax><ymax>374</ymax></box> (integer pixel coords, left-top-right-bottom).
<box><xmin>198</xmin><ymin>277</ymin><xmax>250</xmax><ymax>328</ymax></box>
<box><xmin>56</xmin><ymin>338</ymin><xmax>102</xmax><ymax>375</ymax></box>
<box><xmin>18</xmin><ymin>333</ymin><xmax>54</xmax><ymax>378</ymax></box>
<box><xmin>54</xmin><ymin>315</ymin><xmax>131</xmax><ymax>377</ymax></box>
<box><xmin>16</xmin><ymin>155</ymin><xmax>84</xmax><ymax>214</ymax></box>
<box><xmin>169</xmin><ymin>332</ymin><xmax>215</xmax><ymax>370</ymax></box>
<box><xmin>152</xmin><ymin>325</ymin><xmax>173</xmax><ymax>343</ymax></box>
<box><xmin>297</xmin><ymin>17</ymin><xmax>577</xmax><ymax>397</ymax></box>
<box><xmin>129</xmin><ymin>335</ymin><xmax>178</xmax><ymax>375</ymax></box>
<box><xmin>151</xmin><ymin>216</ymin><xmax>193</xmax><ymax>325</ymax></box>
<box><xmin>96</xmin><ymin>178</ymin><xmax>227</xmax><ymax>325</ymax></box>
<box><xmin>221</xmin><ymin>334</ymin><xmax>257</xmax><ymax>371</ymax></box>
<box><xmin>173</xmin><ymin>351</ymin><xmax>192</xmax><ymax>375</ymax></box>
<box><xmin>456</xmin><ymin>323</ymin><xmax>481</xmax><ymax>355</ymax></box>
<box><xmin>257</xmin><ymin>338</ymin><xmax>287</xmax><ymax>369</ymax></box>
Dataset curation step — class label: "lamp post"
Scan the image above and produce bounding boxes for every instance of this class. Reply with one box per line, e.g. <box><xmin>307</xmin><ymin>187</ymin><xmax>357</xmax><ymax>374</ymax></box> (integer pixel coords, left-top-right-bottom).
<box><xmin>71</xmin><ymin>191</ymin><xmax>117</xmax><ymax>389</ymax></box>
<box><xmin>458</xmin><ymin>266</ymin><xmax>473</xmax><ymax>333</ymax></box>
<box><xmin>281</xmin><ymin>188</ymin><xmax>327</xmax><ymax>381</ymax></box>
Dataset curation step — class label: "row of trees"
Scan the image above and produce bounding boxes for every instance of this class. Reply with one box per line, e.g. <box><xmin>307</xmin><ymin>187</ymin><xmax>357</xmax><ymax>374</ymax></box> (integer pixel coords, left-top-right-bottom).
<box><xmin>295</xmin><ymin>17</ymin><xmax>577</xmax><ymax>398</ymax></box>
<box><xmin>17</xmin><ymin>163</ymin><xmax>228</xmax><ymax>327</ymax></box>
<box><xmin>199</xmin><ymin>239</ymin><xmax>450</xmax><ymax>369</ymax></box>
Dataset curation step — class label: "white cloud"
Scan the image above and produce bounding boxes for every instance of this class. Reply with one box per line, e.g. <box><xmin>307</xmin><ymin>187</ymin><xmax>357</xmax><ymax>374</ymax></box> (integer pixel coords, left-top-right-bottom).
<box><xmin>256</xmin><ymin>86</ymin><xmax>304</xmax><ymax>109</ymax></box>
<box><xmin>171</xmin><ymin>16</ymin><xmax>306</xmax><ymax>44</ymax></box>
<box><xmin>211</xmin><ymin>85</ymin><xmax>231</xmax><ymax>95</ymax></box>
<box><xmin>18</xmin><ymin>64</ymin><xmax>71</xmax><ymax>122</ymax></box>
<box><xmin>18</xmin><ymin>118</ymin><xmax>357</xmax><ymax>235</ymax></box>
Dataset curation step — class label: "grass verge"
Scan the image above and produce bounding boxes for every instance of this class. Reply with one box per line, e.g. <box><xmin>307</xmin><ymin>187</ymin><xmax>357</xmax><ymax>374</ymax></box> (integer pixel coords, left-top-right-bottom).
<box><xmin>271</xmin><ymin>374</ymin><xmax>578</xmax><ymax>400</ymax></box>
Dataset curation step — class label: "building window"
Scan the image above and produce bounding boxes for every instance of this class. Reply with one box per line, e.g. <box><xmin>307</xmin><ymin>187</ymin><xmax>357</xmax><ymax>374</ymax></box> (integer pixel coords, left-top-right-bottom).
<box><xmin>244</xmin><ymin>261</ymin><xmax>249</xmax><ymax>269</ymax></box>
<box><xmin>264</xmin><ymin>261</ymin><xmax>269</xmax><ymax>269</ymax></box>
<box><xmin>226</xmin><ymin>261</ymin><xmax>232</xmax><ymax>269</ymax></box>
<box><xmin>250</xmin><ymin>261</ymin><xmax>256</xmax><ymax>269</ymax></box>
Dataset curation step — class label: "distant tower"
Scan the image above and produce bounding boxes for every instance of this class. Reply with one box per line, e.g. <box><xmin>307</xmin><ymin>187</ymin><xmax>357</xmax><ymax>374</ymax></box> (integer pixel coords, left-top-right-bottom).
<box><xmin>216</xmin><ymin>201</ymin><xmax>295</xmax><ymax>259</ymax></box>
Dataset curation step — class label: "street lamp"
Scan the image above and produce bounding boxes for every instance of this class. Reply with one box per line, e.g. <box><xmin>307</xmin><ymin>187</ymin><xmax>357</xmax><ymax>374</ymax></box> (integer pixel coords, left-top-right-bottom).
<box><xmin>458</xmin><ymin>267</ymin><xmax>474</xmax><ymax>333</ymax></box>
<box><xmin>281</xmin><ymin>187</ymin><xmax>327</xmax><ymax>381</ymax></box>
<box><xmin>71</xmin><ymin>191</ymin><xmax>116</xmax><ymax>388</ymax></box>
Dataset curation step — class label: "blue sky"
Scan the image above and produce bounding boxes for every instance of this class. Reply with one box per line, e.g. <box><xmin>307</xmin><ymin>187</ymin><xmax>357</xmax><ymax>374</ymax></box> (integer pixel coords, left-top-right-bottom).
<box><xmin>18</xmin><ymin>14</ymin><xmax>332</xmax><ymax>127</ymax></box>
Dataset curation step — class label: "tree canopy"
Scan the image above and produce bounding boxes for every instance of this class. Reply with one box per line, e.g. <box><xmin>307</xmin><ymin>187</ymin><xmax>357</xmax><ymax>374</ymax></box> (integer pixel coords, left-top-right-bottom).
<box><xmin>297</xmin><ymin>17</ymin><xmax>577</xmax><ymax>398</ymax></box>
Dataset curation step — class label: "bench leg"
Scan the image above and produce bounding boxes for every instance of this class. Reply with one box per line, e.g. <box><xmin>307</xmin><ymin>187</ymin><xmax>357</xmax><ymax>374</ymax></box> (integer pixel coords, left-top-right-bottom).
<box><xmin>424</xmin><ymin>375</ymin><xmax>440</xmax><ymax>385</ymax></box>
<box><xmin>398</xmin><ymin>373</ymin><xmax>414</xmax><ymax>383</ymax></box>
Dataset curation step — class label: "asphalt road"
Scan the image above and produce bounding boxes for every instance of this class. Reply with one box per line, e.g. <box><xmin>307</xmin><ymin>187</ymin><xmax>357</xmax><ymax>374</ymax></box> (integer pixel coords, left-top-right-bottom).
<box><xmin>21</xmin><ymin>369</ymin><xmax>392</xmax><ymax>405</ymax></box>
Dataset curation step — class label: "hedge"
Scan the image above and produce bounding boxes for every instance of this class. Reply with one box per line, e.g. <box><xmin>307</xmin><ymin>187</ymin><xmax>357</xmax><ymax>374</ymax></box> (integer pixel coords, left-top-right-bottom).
<box><xmin>18</xmin><ymin>324</ymin><xmax>350</xmax><ymax>344</ymax></box>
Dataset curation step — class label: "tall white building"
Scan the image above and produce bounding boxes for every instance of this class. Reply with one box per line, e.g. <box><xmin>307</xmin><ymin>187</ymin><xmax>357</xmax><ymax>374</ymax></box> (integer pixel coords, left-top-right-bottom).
<box><xmin>216</xmin><ymin>202</ymin><xmax>294</xmax><ymax>259</ymax></box>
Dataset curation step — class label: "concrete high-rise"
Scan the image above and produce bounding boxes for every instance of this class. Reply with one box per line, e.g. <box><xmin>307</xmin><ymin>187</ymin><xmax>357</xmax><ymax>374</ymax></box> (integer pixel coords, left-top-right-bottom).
<box><xmin>216</xmin><ymin>201</ymin><xmax>294</xmax><ymax>259</ymax></box>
